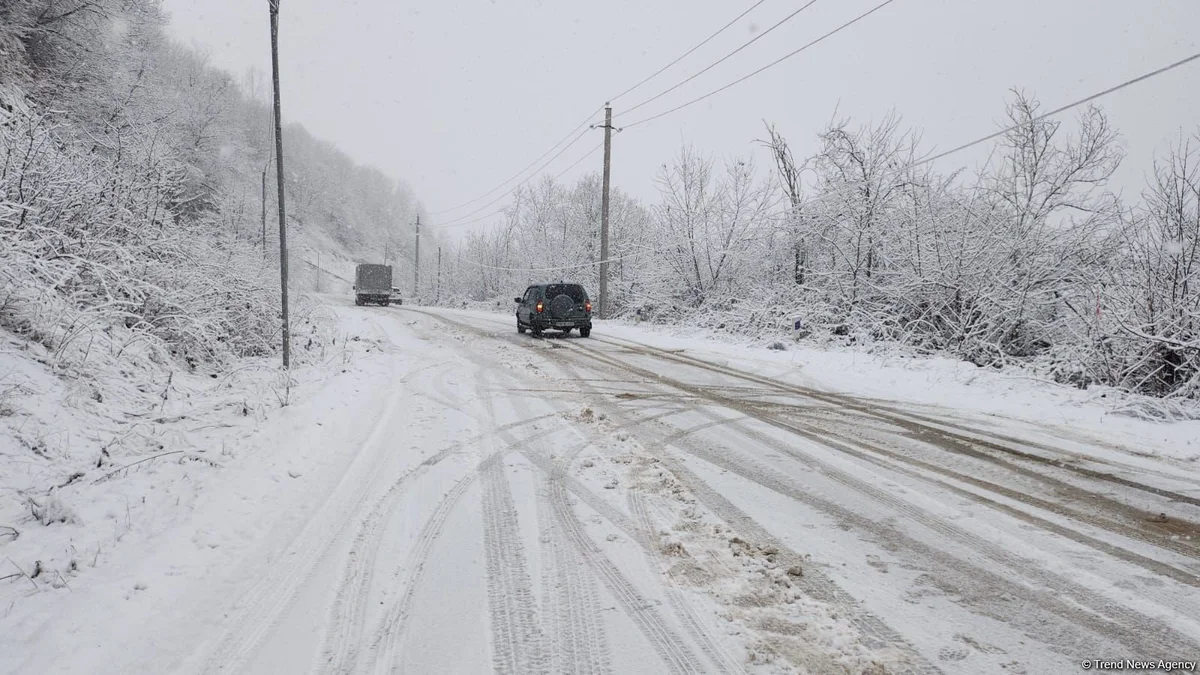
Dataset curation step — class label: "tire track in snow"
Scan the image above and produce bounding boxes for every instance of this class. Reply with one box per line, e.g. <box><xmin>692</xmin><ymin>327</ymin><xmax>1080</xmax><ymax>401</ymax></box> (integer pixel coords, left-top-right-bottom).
<box><xmin>651</xmin><ymin>442</ymin><xmax>942</xmax><ymax>675</ymax></box>
<box><xmin>548</xmin><ymin>354</ymin><xmax>740</xmax><ymax>674</ymax></box>
<box><xmin>480</xmin><ymin>455</ymin><xmax>550</xmax><ymax>674</ymax></box>
<box><xmin>661</xmin><ymin>419</ymin><xmax>1200</xmax><ymax>659</ymax></box>
<box><xmin>399</xmin><ymin>311</ymin><xmax>745</xmax><ymax>672</ymax></box>
<box><xmin>411</xmin><ymin>310</ymin><xmax>837</xmax><ymax>671</ymax></box>
<box><xmin>469</xmin><ymin>359</ymin><xmax>553</xmax><ymax>675</ymax></box>
<box><xmin>528</xmin><ymin>338</ymin><xmax>941</xmax><ymax>673</ymax></box>
<box><xmin>547</xmin><ymin>476</ymin><xmax>706</xmax><ymax>674</ymax></box>
<box><xmin>367</xmin><ymin>470</ymin><xmax>477</xmax><ymax>674</ymax></box>
<box><xmin>549</xmin><ymin>357</ymin><xmax>929</xmax><ymax>671</ymax></box>
<box><xmin>564</xmin><ymin>337</ymin><xmax>1200</xmax><ymax>658</ymax></box>
<box><xmin>628</xmin><ymin>491</ymin><xmax>744</xmax><ymax>675</ymax></box>
<box><xmin>482</xmin><ymin>352</ymin><xmax>731</xmax><ymax>674</ymax></box>
<box><xmin>363</xmin><ymin>418</ymin><xmax>581</xmax><ymax>674</ymax></box>
<box><xmin>314</xmin><ymin>344</ymin><xmax>550</xmax><ymax>674</ymax></box>
<box><xmin>316</xmin><ymin>455</ymin><xmax>437</xmax><ymax>675</ymax></box>
<box><xmin>316</xmin><ymin>413</ymin><xmax>557</xmax><ymax>674</ymax></box>
<box><xmin>362</xmin><ymin>340</ymin><xmax>560</xmax><ymax>674</ymax></box>
<box><xmin>566</xmin><ymin>338</ymin><xmax>1200</xmax><ymax>582</ymax></box>
<box><xmin>197</xmin><ymin>339</ymin><xmax>411</xmax><ymax>675</ymax></box>
<box><xmin>537</xmin><ymin>479</ymin><xmax>613</xmax><ymax>675</ymax></box>
<box><xmin>470</xmin><ymin>364</ymin><xmax>710</xmax><ymax>673</ymax></box>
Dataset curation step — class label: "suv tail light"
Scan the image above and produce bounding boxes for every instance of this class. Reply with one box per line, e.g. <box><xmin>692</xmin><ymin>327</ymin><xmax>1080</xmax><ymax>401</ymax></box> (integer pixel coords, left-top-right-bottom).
<box><xmin>536</xmin><ymin>301</ymin><xmax>544</xmax><ymax>313</ymax></box>
<box><xmin>585</xmin><ymin>301</ymin><xmax>592</xmax><ymax>313</ymax></box>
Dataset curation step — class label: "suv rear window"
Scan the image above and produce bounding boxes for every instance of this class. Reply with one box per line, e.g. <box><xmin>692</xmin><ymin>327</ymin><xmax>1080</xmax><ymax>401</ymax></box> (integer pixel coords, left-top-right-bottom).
<box><xmin>543</xmin><ymin>284</ymin><xmax>587</xmax><ymax>302</ymax></box>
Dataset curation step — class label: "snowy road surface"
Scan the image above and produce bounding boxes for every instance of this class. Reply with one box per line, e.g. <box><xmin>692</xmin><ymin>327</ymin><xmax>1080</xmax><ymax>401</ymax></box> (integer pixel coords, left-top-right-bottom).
<box><xmin>9</xmin><ymin>302</ymin><xmax>1200</xmax><ymax>674</ymax></box>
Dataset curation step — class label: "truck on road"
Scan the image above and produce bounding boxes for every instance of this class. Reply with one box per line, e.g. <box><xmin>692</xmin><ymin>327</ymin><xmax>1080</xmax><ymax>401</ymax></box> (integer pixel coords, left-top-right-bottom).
<box><xmin>354</xmin><ymin>264</ymin><xmax>393</xmax><ymax>306</ymax></box>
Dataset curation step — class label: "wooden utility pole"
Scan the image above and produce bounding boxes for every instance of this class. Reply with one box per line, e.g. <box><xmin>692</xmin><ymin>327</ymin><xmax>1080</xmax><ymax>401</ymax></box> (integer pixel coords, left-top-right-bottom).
<box><xmin>268</xmin><ymin>0</ymin><xmax>291</xmax><ymax>368</ymax></box>
<box><xmin>413</xmin><ymin>214</ymin><xmax>421</xmax><ymax>299</ymax></box>
<box><xmin>598</xmin><ymin>104</ymin><xmax>614</xmax><ymax>319</ymax></box>
<box><xmin>436</xmin><ymin>246</ymin><xmax>442</xmax><ymax>305</ymax></box>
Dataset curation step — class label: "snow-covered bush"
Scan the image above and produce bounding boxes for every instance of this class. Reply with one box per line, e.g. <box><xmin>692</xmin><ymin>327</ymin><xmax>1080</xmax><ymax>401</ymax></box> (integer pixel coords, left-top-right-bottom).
<box><xmin>0</xmin><ymin>106</ymin><xmax>279</xmax><ymax>372</ymax></box>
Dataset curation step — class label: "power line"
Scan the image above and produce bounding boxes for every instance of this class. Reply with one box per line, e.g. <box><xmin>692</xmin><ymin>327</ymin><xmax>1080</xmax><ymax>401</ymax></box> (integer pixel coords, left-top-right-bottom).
<box><xmin>915</xmin><ymin>49</ymin><xmax>1200</xmax><ymax>168</ymax></box>
<box><xmin>444</xmin><ymin>38</ymin><xmax>1200</xmax><ymax>272</ymax></box>
<box><xmin>430</xmin><ymin>105</ymin><xmax>603</xmax><ymax>215</ymax></box>
<box><xmin>619</xmin><ymin>0</ymin><xmax>819</xmax><ymax>120</ymax></box>
<box><xmin>609</xmin><ymin>0</ymin><xmax>771</xmax><ymax>104</ymax></box>
<box><xmin>437</xmin><ymin>129</ymin><xmax>594</xmax><ymax>228</ymax></box>
<box><xmin>433</xmin><ymin>2</ymin><xmax>783</xmax><ymax>222</ymax></box>
<box><xmin>435</xmin><ymin>3</ymin><xmax>776</xmax><ymax>217</ymax></box>
<box><xmin>455</xmin><ymin>243</ymin><xmax>671</xmax><ymax>273</ymax></box>
<box><xmin>783</xmin><ymin>49</ymin><xmax>1200</xmax><ymax>215</ymax></box>
<box><xmin>436</xmin><ymin>140</ymin><xmax>606</xmax><ymax>231</ymax></box>
<box><xmin>624</xmin><ymin>0</ymin><xmax>899</xmax><ymax>129</ymax></box>
<box><xmin>455</xmin><ymin>250</ymin><xmax>642</xmax><ymax>273</ymax></box>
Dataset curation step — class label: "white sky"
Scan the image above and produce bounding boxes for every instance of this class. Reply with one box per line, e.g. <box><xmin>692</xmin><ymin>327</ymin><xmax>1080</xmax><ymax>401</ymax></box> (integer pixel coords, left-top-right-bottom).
<box><xmin>162</xmin><ymin>0</ymin><xmax>1199</xmax><ymax>240</ymax></box>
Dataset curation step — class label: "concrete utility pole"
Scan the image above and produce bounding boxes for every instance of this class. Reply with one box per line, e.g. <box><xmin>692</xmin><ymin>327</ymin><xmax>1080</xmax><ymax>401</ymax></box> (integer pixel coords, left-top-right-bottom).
<box><xmin>436</xmin><ymin>246</ymin><xmax>442</xmax><ymax>305</ymax></box>
<box><xmin>413</xmin><ymin>214</ymin><xmax>421</xmax><ymax>299</ymax></box>
<box><xmin>598</xmin><ymin>104</ymin><xmax>614</xmax><ymax>319</ymax></box>
<box><xmin>268</xmin><ymin>0</ymin><xmax>291</xmax><ymax>368</ymax></box>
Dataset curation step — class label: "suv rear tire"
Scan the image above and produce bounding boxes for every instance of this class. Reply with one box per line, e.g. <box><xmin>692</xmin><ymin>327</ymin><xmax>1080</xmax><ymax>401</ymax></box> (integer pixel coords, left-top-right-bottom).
<box><xmin>517</xmin><ymin>321</ymin><xmax>526</xmax><ymax>334</ymax></box>
<box><xmin>579</xmin><ymin>327</ymin><xmax>591</xmax><ymax>338</ymax></box>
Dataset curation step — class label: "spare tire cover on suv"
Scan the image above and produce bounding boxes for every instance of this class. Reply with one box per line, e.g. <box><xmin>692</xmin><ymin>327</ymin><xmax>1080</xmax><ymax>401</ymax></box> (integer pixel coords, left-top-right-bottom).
<box><xmin>550</xmin><ymin>294</ymin><xmax>574</xmax><ymax>318</ymax></box>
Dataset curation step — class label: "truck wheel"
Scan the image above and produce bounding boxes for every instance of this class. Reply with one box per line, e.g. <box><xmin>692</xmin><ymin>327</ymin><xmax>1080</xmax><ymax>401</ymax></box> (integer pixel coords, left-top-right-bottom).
<box><xmin>579</xmin><ymin>327</ymin><xmax>591</xmax><ymax>338</ymax></box>
<box><xmin>355</xmin><ymin>297</ymin><xmax>362</xmax><ymax>306</ymax></box>
<box><xmin>517</xmin><ymin>321</ymin><xmax>526</xmax><ymax>334</ymax></box>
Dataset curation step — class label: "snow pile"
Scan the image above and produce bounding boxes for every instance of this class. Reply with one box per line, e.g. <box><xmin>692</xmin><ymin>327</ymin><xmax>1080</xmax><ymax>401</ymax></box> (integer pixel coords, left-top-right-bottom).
<box><xmin>566</xmin><ymin>406</ymin><xmax>918</xmax><ymax>673</ymax></box>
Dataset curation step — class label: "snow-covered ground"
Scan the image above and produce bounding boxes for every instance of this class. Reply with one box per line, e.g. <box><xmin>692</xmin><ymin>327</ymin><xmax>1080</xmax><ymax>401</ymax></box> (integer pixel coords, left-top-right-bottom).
<box><xmin>3</xmin><ymin>300</ymin><xmax>1198</xmax><ymax>674</ymax></box>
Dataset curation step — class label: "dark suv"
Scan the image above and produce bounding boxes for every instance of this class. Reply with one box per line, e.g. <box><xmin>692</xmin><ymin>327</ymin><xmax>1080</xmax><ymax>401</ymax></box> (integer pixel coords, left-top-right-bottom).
<box><xmin>515</xmin><ymin>283</ymin><xmax>593</xmax><ymax>337</ymax></box>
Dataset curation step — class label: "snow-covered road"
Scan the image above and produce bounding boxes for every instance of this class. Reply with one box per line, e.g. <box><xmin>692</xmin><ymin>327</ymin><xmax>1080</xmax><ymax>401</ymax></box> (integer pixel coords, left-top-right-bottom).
<box><xmin>9</xmin><ymin>302</ymin><xmax>1200</xmax><ymax>674</ymax></box>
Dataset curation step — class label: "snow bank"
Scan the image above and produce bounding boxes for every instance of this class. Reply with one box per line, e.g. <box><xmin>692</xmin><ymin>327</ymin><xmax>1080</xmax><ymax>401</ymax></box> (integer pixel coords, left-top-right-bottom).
<box><xmin>437</xmin><ymin>306</ymin><xmax>1198</xmax><ymax>465</ymax></box>
<box><xmin>599</xmin><ymin>320</ymin><xmax>1200</xmax><ymax>464</ymax></box>
<box><xmin>0</xmin><ymin>297</ymin><xmax>367</xmax><ymax>618</ymax></box>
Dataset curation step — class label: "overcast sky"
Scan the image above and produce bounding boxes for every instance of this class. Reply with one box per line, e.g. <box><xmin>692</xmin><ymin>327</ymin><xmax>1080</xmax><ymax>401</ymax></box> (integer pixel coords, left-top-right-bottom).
<box><xmin>162</xmin><ymin>0</ymin><xmax>1198</xmax><ymax>240</ymax></box>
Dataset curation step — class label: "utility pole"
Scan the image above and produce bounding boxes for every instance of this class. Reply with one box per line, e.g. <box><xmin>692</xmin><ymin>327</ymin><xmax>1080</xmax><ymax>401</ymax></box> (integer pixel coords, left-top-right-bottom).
<box><xmin>436</xmin><ymin>246</ymin><xmax>442</xmax><ymax>305</ymax></box>
<box><xmin>268</xmin><ymin>0</ymin><xmax>291</xmax><ymax>368</ymax></box>
<box><xmin>413</xmin><ymin>214</ymin><xmax>421</xmax><ymax>300</ymax></box>
<box><xmin>598</xmin><ymin>104</ymin><xmax>614</xmax><ymax>319</ymax></box>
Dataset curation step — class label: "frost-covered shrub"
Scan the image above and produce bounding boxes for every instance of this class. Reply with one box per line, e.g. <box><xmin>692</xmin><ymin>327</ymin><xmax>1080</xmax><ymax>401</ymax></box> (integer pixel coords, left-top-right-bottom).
<box><xmin>1</xmin><ymin>111</ymin><xmax>279</xmax><ymax>370</ymax></box>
